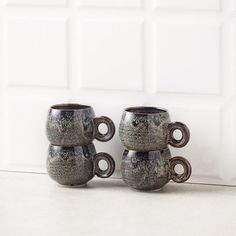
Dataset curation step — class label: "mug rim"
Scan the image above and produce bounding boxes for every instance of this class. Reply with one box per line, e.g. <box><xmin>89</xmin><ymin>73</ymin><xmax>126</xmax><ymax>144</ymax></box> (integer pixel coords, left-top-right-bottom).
<box><xmin>50</xmin><ymin>103</ymin><xmax>92</xmax><ymax>111</ymax></box>
<box><xmin>49</xmin><ymin>143</ymin><xmax>95</xmax><ymax>151</ymax></box>
<box><xmin>124</xmin><ymin>106</ymin><xmax>168</xmax><ymax>115</ymax></box>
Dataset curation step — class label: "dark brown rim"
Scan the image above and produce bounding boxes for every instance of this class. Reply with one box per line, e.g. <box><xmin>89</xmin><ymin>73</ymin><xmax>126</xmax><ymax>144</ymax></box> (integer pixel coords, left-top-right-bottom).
<box><xmin>124</xmin><ymin>106</ymin><xmax>168</xmax><ymax>115</ymax></box>
<box><xmin>50</xmin><ymin>103</ymin><xmax>91</xmax><ymax>111</ymax></box>
<box><xmin>49</xmin><ymin>143</ymin><xmax>95</xmax><ymax>150</ymax></box>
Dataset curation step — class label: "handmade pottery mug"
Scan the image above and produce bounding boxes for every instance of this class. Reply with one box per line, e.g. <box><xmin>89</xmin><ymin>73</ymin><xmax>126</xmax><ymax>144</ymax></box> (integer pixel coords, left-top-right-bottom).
<box><xmin>119</xmin><ymin>106</ymin><xmax>190</xmax><ymax>151</ymax></box>
<box><xmin>47</xmin><ymin>143</ymin><xmax>115</xmax><ymax>186</ymax></box>
<box><xmin>121</xmin><ymin>148</ymin><xmax>191</xmax><ymax>191</ymax></box>
<box><xmin>46</xmin><ymin>104</ymin><xmax>115</xmax><ymax>146</ymax></box>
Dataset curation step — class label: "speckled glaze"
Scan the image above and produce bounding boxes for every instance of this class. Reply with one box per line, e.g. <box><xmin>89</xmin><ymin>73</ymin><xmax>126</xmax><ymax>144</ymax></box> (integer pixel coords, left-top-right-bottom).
<box><xmin>119</xmin><ymin>106</ymin><xmax>190</xmax><ymax>151</ymax></box>
<box><xmin>121</xmin><ymin>148</ymin><xmax>191</xmax><ymax>191</ymax></box>
<box><xmin>46</xmin><ymin>104</ymin><xmax>115</xmax><ymax>146</ymax></box>
<box><xmin>47</xmin><ymin>144</ymin><xmax>115</xmax><ymax>186</ymax></box>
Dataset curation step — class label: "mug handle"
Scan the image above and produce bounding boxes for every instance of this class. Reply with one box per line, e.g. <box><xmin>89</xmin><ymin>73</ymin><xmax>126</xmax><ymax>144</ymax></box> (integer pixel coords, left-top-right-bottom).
<box><xmin>93</xmin><ymin>116</ymin><xmax>115</xmax><ymax>142</ymax></box>
<box><xmin>169</xmin><ymin>156</ymin><xmax>192</xmax><ymax>183</ymax></box>
<box><xmin>94</xmin><ymin>152</ymin><xmax>115</xmax><ymax>178</ymax></box>
<box><xmin>167</xmin><ymin>122</ymin><xmax>190</xmax><ymax>148</ymax></box>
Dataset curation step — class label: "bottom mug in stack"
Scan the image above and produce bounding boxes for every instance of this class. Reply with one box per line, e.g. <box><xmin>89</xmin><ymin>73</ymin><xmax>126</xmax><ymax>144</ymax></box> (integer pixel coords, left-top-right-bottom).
<box><xmin>121</xmin><ymin>148</ymin><xmax>191</xmax><ymax>191</ymax></box>
<box><xmin>47</xmin><ymin>143</ymin><xmax>115</xmax><ymax>186</ymax></box>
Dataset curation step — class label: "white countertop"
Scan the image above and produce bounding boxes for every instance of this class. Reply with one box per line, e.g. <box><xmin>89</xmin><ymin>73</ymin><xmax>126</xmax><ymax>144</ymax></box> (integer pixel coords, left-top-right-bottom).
<box><xmin>0</xmin><ymin>171</ymin><xmax>236</xmax><ymax>236</ymax></box>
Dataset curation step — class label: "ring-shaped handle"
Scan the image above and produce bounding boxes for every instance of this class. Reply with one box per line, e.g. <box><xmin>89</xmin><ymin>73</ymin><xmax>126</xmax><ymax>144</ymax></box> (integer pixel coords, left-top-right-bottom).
<box><xmin>169</xmin><ymin>156</ymin><xmax>192</xmax><ymax>183</ymax></box>
<box><xmin>94</xmin><ymin>116</ymin><xmax>115</xmax><ymax>142</ymax></box>
<box><xmin>168</xmin><ymin>122</ymin><xmax>190</xmax><ymax>148</ymax></box>
<box><xmin>94</xmin><ymin>152</ymin><xmax>115</xmax><ymax>178</ymax></box>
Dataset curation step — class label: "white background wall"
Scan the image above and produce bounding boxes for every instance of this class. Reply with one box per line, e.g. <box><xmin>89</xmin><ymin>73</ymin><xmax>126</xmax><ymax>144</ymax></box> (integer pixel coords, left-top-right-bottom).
<box><xmin>0</xmin><ymin>0</ymin><xmax>236</xmax><ymax>185</ymax></box>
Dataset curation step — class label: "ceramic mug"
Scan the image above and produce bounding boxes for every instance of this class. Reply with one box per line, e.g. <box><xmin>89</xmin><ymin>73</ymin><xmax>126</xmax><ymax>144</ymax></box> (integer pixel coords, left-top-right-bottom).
<box><xmin>121</xmin><ymin>148</ymin><xmax>191</xmax><ymax>191</ymax></box>
<box><xmin>47</xmin><ymin>143</ymin><xmax>115</xmax><ymax>186</ymax></box>
<box><xmin>46</xmin><ymin>104</ymin><xmax>115</xmax><ymax>146</ymax></box>
<box><xmin>119</xmin><ymin>106</ymin><xmax>190</xmax><ymax>151</ymax></box>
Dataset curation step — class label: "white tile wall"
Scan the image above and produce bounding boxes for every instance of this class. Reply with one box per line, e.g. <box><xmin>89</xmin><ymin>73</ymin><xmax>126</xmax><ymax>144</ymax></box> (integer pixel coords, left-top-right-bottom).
<box><xmin>7</xmin><ymin>17</ymin><xmax>68</xmax><ymax>88</ymax></box>
<box><xmin>154</xmin><ymin>0</ymin><xmax>221</xmax><ymax>10</ymax></box>
<box><xmin>155</xmin><ymin>21</ymin><xmax>221</xmax><ymax>94</ymax></box>
<box><xmin>7</xmin><ymin>95</ymin><xmax>49</xmax><ymax>168</ymax></box>
<box><xmin>78</xmin><ymin>0</ymin><xmax>143</xmax><ymax>8</ymax></box>
<box><xmin>5</xmin><ymin>0</ymin><xmax>67</xmax><ymax>7</ymax></box>
<box><xmin>79</xmin><ymin>19</ymin><xmax>144</xmax><ymax>90</ymax></box>
<box><xmin>0</xmin><ymin>0</ymin><xmax>236</xmax><ymax>186</ymax></box>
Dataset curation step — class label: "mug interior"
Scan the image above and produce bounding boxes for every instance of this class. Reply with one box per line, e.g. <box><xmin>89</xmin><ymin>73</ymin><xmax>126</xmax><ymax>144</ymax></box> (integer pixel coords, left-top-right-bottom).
<box><xmin>51</xmin><ymin>103</ymin><xmax>91</xmax><ymax>110</ymax></box>
<box><xmin>125</xmin><ymin>106</ymin><xmax>167</xmax><ymax>114</ymax></box>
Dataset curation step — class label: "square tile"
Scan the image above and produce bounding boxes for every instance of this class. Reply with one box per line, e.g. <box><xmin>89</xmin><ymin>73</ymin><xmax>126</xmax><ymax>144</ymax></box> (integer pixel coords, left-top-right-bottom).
<box><xmin>154</xmin><ymin>0</ymin><xmax>220</xmax><ymax>10</ymax></box>
<box><xmin>0</xmin><ymin>92</ymin><xmax>7</xmax><ymax>168</ymax></box>
<box><xmin>224</xmin><ymin>106</ymin><xmax>236</xmax><ymax>181</ymax></box>
<box><xmin>5</xmin><ymin>0</ymin><xmax>67</xmax><ymax>6</ymax></box>
<box><xmin>7</xmin><ymin>96</ymin><xmax>50</xmax><ymax>167</ymax></box>
<box><xmin>155</xmin><ymin>21</ymin><xmax>221</xmax><ymax>94</ymax></box>
<box><xmin>78</xmin><ymin>20</ymin><xmax>143</xmax><ymax>91</ymax></box>
<box><xmin>7</xmin><ymin>17</ymin><xmax>68</xmax><ymax>88</ymax></box>
<box><xmin>78</xmin><ymin>0</ymin><xmax>142</xmax><ymax>8</ymax></box>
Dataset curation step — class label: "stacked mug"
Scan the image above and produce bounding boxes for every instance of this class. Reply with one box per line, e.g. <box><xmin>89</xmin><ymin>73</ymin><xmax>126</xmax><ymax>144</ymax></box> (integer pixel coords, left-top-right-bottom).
<box><xmin>46</xmin><ymin>104</ymin><xmax>115</xmax><ymax>186</ymax></box>
<box><xmin>119</xmin><ymin>106</ymin><xmax>192</xmax><ymax>191</ymax></box>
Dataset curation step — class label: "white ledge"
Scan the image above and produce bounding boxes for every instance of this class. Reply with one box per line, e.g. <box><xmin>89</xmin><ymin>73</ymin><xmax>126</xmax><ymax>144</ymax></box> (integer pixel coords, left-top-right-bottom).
<box><xmin>0</xmin><ymin>171</ymin><xmax>235</xmax><ymax>236</ymax></box>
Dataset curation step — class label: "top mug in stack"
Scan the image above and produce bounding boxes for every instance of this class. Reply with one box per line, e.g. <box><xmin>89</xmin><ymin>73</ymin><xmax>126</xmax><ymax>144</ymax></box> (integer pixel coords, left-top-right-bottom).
<box><xmin>46</xmin><ymin>104</ymin><xmax>115</xmax><ymax>146</ymax></box>
<box><xmin>119</xmin><ymin>106</ymin><xmax>190</xmax><ymax>152</ymax></box>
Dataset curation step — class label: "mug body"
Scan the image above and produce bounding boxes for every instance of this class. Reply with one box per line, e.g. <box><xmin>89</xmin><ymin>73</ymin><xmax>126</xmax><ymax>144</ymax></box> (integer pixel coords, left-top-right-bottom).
<box><xmin>119</xmin><ymin>107</ymin><xmax>170</xmax><ymax>151</ymax></box>
<box><xmin>47</xmin><ymin>144</ymin><xmax>96</xmax><ymax>185</ymax></box>
<box><xmin>46</xmin><ymin>104</ymin><xmax>95</xmax><ymax>146</ymax></box>
<box><xmin>121</xmin><ymin>148</ymin><xmax>171</xmax><ymax>191</ymax></box>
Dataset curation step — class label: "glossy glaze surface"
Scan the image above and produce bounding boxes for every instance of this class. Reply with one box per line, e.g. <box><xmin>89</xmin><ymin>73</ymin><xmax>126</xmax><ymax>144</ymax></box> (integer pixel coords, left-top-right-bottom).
<box><xmin>47</xmin><ymin>144</ymin><xmax>96</xmax><ymax>185</ymax></box>
<box><xmin>121</xmin><ymin>148</ymin><xmax>192</xmax><ymax>191</ymax></box>
<box><xmin>119</xmin><ymin>107</ymin><xmax>170</xmax><ymax>151</ymax></box>
<box><xmin>121</xmin><ymin>148</ymin><xmax>171</xmax><ymax>190</ymax></box>
<box><xmin>119</xmin><ymin>106</ymin><xmax>190</xmax><ymax>151</ymax></box>
<box><xmin>46</xmin><ymin>103</ymin><xmax>115</xmax><ymax>146</ymax></box>
<box><xmin>46</xmin><ymin>104</ymin><xmax>95</xmax><ymax>146</ymax></box>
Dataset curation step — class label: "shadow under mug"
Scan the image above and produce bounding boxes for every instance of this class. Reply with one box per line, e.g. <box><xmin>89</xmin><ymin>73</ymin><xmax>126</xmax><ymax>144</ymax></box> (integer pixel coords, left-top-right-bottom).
<box><xmin>119</xmin><ymin>106</ymin><xmax>190</xmax><ymax>151</ymax></box>
<box><xmin>47</xmin><ymin>144</ymin><xmax>115</xmax><ymax>186</ymax></box>
<box><xmin>46</xmin><ymin>104</ymin><xmax>115</xmax><ymax>146</ymax></box>
<box><xmin>121</xmin><ymin>148</ymin><xmax>191</xmax><ymax>191</ymax></box>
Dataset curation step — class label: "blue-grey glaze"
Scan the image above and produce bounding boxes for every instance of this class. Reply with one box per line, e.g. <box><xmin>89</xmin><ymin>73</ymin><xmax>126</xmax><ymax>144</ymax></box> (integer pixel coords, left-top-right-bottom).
<box><xmin>121</xmin><ymin>148</ymin><xmax>171</xmax><ymax>190</ymax></box>
<box><xmin>47</xmin><ymin>144</ymin><xmax>96</xmax><ymax>185</ymax></box>
<box><xmin>121</xmin><ymin>148</ymin><xmax>192</xmax><ymax>191</ymax></box>
<box><xmin>119</xmin><ymin>106</ymin><xmax>190</xmax><ymax>151</ymax></box>
<box><xmin>46</xmin><ymin>104</ymin><xmax>115</xmax><ymax>146</ymax></box>
<box><xmin>47</xmin><ymin>144</ymin><xmax>116</xmax><ymax>186</ymax></box>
